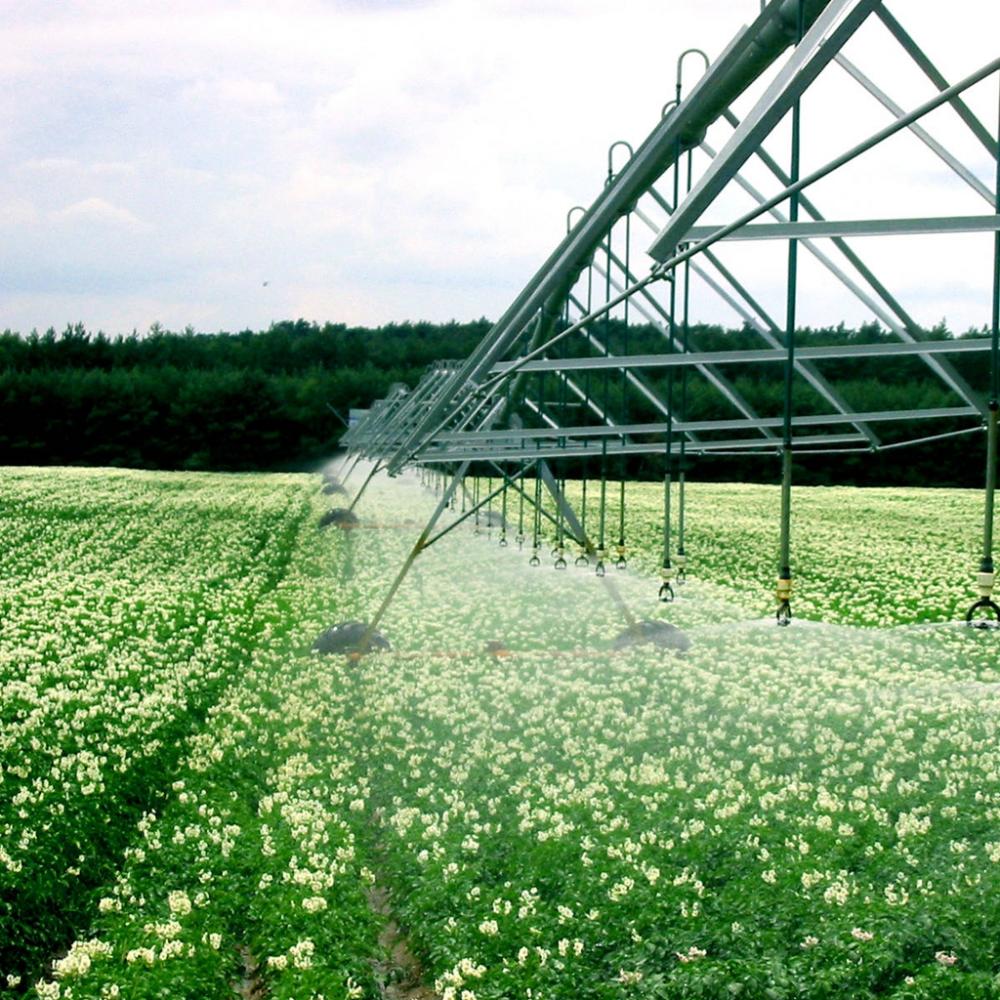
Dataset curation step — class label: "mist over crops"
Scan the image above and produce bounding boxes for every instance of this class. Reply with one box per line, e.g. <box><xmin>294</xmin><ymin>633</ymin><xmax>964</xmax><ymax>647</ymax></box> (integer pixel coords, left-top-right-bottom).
<box><xmin>3</xmin><ymin>465</ymin><xmax>998</xmax><ymax>999</ymax></box>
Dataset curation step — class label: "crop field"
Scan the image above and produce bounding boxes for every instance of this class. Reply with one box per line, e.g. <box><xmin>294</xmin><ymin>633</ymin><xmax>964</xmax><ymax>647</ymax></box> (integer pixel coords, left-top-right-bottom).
<box><xmin>3</xmin><ymin>466</ymin><xmax>1000</xmax><ymax>1000</ymax></box>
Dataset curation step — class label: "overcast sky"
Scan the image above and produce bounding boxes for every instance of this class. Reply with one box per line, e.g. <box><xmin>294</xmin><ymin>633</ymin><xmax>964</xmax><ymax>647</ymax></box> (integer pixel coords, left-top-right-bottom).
<box><xmin>1</xmin><ymin>0</ymin><xmax>997</xmax><ymax>337</ymax></box>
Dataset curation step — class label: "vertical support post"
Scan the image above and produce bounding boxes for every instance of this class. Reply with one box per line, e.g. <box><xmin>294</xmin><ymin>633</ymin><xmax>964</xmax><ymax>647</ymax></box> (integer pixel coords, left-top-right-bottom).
<box><xmin>576</xmin><ymin>470</ymin><xmax>590</xmax><ymax>566</ymax></box>
<box><xmin>982</xmin><ymin>408</ymin><xmax>998</xmax><ymax>569</ymax></box>
<box><xmin>776</xmin><ymin>0</ymin><xmax>804</xmax><ymax>627</ymax></box>
<box><xmin>577</xmin><ymin>258</ymin><xmax>594</xmax><ymax>567</ymax></box>
<box><xmin>499</xmin><ymin>463</ymin><xmax>509</xmax><ymax>547</ymax></box>
<box><xmin>967</xmin><ymin>79</ymin><xmax>1000</xmax><ymax>626</ymax></box>
<box><xmin>677</xmin><ymin>470</ymin><xmax>686</xmax><ymax>580</ymax></box>
<box><xmin>616</xmin><ymin>211</ymin><xmax>631</xmax><ymax>571</ymax></box>
<box><xmin>597</xmin><ymin>438</ymin><xmax>608</xmax><ymax>576</ymax></box>
<box><xmin>660</xmin><ymin>466</ymin><xmax>673</xmax><ymax>602</ymax></box>
<box><xmin>660</xmin><ymin>138</ymin><xmax>681</xmax><ymax>603</ymax></box>
<box><xmin>516</xmin><ymin>461</ymin><xmax>526</xmax><ymax>547</ymax></box>
<box><xmin>554</xmin><ymin>472</ymin><xmax>568</xmax><ymax>568</ymax></box>
<box><xmin>676</xmin><ymin>148</ymin><xmax>694</xmax><ymax>584</ymax></box>
<box><xmin>530</xmin><ymin>466</ymin><xmax>543</xmax><ymax>566</ymax></box>
<box><xmin>595</xmin><ymin>214</ymin><xmax>614</xmax><ymax>579</ymax></box>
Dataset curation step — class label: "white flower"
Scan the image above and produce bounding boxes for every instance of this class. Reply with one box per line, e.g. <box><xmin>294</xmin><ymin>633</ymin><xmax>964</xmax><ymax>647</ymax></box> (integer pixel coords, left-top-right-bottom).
<box><xmin>935</xmin><ymin>951</ymin><xmax>957</xmax><ymax>967</ymax></box>
<box><xmin>167</xmin><ymin>890</ymin><xmax>192</xmax><ymax>916</ymax></box>
<box><xmin>617</xmin><ymin>969</ymin><xmax>643</xmax><ymax>984</ymax></box>
<box><xmin>676</xmin><ymin>946</ymin><xmax>706</xmax><ymax>963</ymax></box>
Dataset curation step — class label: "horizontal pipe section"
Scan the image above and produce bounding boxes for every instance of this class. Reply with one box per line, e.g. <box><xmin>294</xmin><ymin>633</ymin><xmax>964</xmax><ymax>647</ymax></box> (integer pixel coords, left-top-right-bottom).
<box><xmin>430</xmin><ymin>406</ymin><xmax>978</xmax><ymax>446</ymax></box>
<box><xmin>490</xmin><ymin>336</ymin><xmax>992</xmax><ymax>376</ymax></box>
<box><xmin>415</xmin><ymin>433</ymin><xmax>867</xmax><ymax>463</ymax></box>
<box><xmin>685</xmin><ymin>215</ymin><xmax>1000</xmax><ymax>242</ymax></box>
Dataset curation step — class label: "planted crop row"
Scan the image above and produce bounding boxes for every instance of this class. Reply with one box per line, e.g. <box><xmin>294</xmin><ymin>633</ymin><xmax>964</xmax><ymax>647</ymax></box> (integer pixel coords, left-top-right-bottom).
<box><xmin>330</xmin><ymin>473</ymin><xmax>1000</xmax><ymax>999</ymax></box>
<box><xmin>0</xmin><ymin>469</ymin><xmax>310</xmax><ymax>986</ymax></box>
<box><xmin>6</xmin><ymin>465</ymin><xmax>999</xmax><ymax>1000</ymax></box>
<box><xmin>14</xmin><ymin>474</ymin><xmax>382</xmax><ymax>999</ymax></box>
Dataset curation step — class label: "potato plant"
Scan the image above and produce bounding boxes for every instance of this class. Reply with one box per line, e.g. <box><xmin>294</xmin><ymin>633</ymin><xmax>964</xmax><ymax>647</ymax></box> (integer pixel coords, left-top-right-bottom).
<box><xmin>3</xmin><ymin>466</ymin><xmax>998</xmax><ymax>1000</ymax></box>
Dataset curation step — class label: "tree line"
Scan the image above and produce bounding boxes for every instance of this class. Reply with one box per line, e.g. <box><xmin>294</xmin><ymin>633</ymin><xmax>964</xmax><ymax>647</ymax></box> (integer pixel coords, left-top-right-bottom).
<box><xmin>0</xmin><ymin>318</ymin><xmax>990</xmax><ymax>487</ymax></box>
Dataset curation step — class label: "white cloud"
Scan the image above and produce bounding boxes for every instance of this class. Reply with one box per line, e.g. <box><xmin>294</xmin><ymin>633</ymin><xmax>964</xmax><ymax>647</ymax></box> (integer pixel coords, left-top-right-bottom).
<box><xmin>20</xmin><ymin>157</ymin><xmax>135</xmax><ymax>175</ymax></box>
<box><xmin>49</xmin><ymin>197</ymin><xmax>146</xmax><ymax>228</ymax></box>
<box><xmin>0</xmin><ymin>0</ymin><xmax>996</xmax><ymax>336</ymax></box>
<box><xmin>182</xmin><ymin>77</ymin><xmax>283</xmax><ymax>110</ymax></box>
<box><xmin>0</xmin><ymin>197</ymin><xmax>38</xmax><ymax>226</ymax></box>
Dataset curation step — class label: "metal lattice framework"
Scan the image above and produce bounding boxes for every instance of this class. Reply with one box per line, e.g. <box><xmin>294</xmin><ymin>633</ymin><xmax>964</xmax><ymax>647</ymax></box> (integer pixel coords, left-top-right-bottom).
<box><xmin>335</xmin><ymin>0</ymin><xmax>1000</xmax><ymax>642</ymax></box>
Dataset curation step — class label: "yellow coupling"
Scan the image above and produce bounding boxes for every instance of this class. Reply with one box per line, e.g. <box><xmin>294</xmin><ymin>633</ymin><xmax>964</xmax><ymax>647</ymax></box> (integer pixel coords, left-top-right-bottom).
<box><xmin>596</xmin><ymin>547</ymin><xmax>608</xmax><ymax>560</ymax></box>
<box><xmin>776</xmin><ymin>577</ymin><xmax>793</xmax><ymax>602</ymax></box>
<box><xmin>661</xmin><ymin>566</ymin><xmax>674</xmax><ymax>582</ymax></box>
<box><xmin>615</xmin><ymin>544</ymin><xmax>627</xmax><ymax>560</ymax></box>
<box><xmin>674</xmin><ymin>553</ymin><xmax>687</xmax><ymax>568</ymax></box>
<box><xmin>978</xmin><ymin>570</ymin><xmax>996</xmax><ymax>599</ymax></box>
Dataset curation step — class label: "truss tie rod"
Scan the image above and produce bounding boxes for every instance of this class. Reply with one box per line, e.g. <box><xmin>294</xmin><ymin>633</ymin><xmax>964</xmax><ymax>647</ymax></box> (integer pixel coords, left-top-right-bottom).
<box><xmin>833</xmin><ymin>53</ymin><xmax>994</xmax><ymax>206</ymax></box>
<box><xmin>648</xmin><ymin>54</ymin><xmax>1000</xmax><ymax>277</ymax></box>
<box><xmin>473</xmin><ymin>270</ymin><xmax>665</xmax><ymax>401</ymax></box>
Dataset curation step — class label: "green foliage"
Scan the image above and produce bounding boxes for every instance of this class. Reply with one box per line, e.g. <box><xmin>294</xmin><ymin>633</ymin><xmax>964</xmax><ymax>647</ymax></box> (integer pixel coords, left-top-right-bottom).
<box><xmin>0</xmin><ymin>318</ymin><xmax>988</xmax><ymax>485</ymax></box>
<box><xmin>0</xmin><ymin>320</ymin><xmax>489</xmax><ymax>472</ymax></box>
<box><xmin>3</xmin><ymin>468</ymin><xmax>1000</xmax><ymax>999</ymax></box>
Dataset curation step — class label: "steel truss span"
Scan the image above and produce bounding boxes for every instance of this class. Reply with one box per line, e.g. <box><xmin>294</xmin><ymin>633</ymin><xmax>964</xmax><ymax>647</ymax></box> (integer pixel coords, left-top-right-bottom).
<box><xmin>336</xmin><ymin>0</ymin><xmax>1000</xmax><ymax>640</ymax></box>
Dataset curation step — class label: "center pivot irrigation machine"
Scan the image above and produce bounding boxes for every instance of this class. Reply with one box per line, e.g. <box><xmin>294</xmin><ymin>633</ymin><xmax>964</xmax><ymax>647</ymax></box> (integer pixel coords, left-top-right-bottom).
<box><xmin>331</xmin><ymin>0</ymin><xmax>1000</xmax><ymax>650</ymax></box>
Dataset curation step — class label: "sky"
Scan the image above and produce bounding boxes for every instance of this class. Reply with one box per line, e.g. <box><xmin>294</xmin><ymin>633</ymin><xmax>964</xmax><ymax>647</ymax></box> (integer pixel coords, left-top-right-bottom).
<box><xmin>0</xmin><ymin>0</ymin><xmax>997</xmax><ymax>338</ymax></box>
